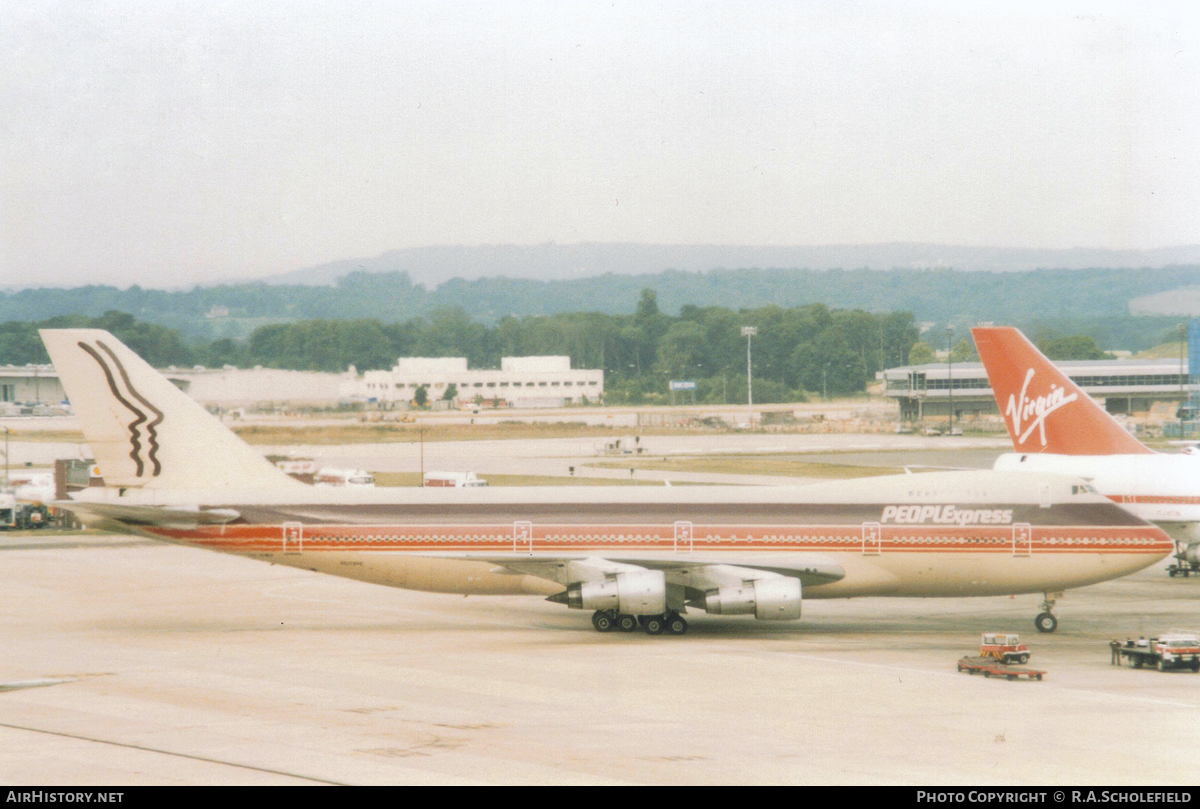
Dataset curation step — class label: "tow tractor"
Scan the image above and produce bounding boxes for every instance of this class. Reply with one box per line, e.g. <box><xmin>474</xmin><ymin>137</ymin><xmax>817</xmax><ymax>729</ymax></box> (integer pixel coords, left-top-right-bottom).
<box><xmin>1166</xmin><ymin>543</ymin><xmax>1199</xmax><ymax>578</ymax></box>
<box><xmin>1167</xmin><ymin>560</ymin><xmax>1199</xmax><ymax>577</ymax></box>
<box><xmin>978</xmin><ymin>633</ymin><xmax>1030</xmax><ymax>665</ymax></box>
<box><xmin>958</xmin><ymin>633</ymin><xmax>1045</xmax><ymax>680</ymax></box>
<box><xmin>1113</xmin><ymin>634</ymin><xmax>1200</xmax><ymax>672</ymax></box>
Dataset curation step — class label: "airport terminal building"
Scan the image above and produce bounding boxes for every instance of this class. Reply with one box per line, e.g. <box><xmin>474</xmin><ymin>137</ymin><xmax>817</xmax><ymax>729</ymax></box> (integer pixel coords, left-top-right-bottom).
<box><xmin>2</xmin><ymin>356</ymin><xmax>604</xmax><ymax>410</ymax></box>
<box><xmin>0</xmin><ymin>365</ymin><xmax>63</xmax><ymax>407</ymax></box>
<box><xmin>0</xmin><ymin>363</ymin><xmax>351</xmax><ymax>409</ymax></box>
<box><xmin>883</xmin><ymin>358</ymin><xmax>1195</xmax><ymax>422</ymax></box>
<box><xmin>354</xmin><ymin>355</ymin><xmax>604</xmax><ymax>407</ymax></box>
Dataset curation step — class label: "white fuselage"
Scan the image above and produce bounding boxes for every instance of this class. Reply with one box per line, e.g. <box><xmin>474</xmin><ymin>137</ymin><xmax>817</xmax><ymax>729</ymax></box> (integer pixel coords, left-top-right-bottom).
<box><xmin>69</xmin><ymin>470</ymin><xmax>1175</xmax><ymax>601</ymax></box>
<box><xmin>993</xmin><ymin>453</ymin><xmax>1200</xmax><ymax>545</ymax></box>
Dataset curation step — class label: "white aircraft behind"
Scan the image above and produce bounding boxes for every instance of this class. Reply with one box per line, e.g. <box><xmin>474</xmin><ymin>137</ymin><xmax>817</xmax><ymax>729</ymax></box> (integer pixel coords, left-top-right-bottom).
<box><xmin>43</xmin><ymin>329</ymin><xmax>1175</xmax><ymax>635</ymax></box>
<box><xmin>973</xmin><ymin>326</ymin><xmax>1200</xmax><ymax>573</ymax></box>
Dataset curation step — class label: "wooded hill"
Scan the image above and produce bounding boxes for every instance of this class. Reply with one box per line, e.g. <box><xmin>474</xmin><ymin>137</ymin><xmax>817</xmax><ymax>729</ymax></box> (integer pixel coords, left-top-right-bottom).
<box><xmin>2</xmin><ymin>291</ymin><xmax>1164</xmax><ymax>405</ymax></box>
<box><xmin>3</xmin><ymin>266</ymin><xmax>1195</xmax><ymax>350</ymax></box>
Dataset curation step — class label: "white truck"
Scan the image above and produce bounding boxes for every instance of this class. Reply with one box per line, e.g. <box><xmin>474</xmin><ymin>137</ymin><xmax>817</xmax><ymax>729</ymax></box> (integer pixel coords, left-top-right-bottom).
<box><xmin>0</xmin><ymin>493</ymin><xmax>18</xmax><ymax>529</ymax></box>
<box><xmin>423</xmin><ymin>471</ymin><xmax>487</xmax><ymax>488</ymax></box>
<box><xmin>1114</xmin><ymin>635</ymin><xmax>1200</xmax><ymax>672</ymax></box>
<box><xmin>314</xmin><ymin>468</ymin><xmax>377</xmax><ymax>488</ymax></box>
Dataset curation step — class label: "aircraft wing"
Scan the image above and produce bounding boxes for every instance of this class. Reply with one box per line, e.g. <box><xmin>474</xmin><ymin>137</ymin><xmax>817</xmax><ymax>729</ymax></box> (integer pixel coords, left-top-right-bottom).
<box><xmin>427</xmin><ymin>552</ymin><xmax>845</xmax><ymax>589</ymax></box>
<box><xmin>432</xmin><ymin>553</ymin><xmax>844</xmax><ymax>618</ymax></box>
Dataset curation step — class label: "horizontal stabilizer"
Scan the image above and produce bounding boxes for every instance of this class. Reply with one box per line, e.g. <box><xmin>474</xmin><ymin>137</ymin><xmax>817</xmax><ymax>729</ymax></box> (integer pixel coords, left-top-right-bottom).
<box><xmin>55</xmin><ymin>499</ymin><xmax>240</xmax><ymax>529</ymax></box>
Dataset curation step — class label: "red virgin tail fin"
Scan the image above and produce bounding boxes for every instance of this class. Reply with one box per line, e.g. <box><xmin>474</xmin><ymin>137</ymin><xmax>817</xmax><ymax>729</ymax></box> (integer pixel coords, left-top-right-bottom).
<box><xmin>971</xmin><ymin>327</ymin><xmax>1152</xmax><ymax>455</ymax></box>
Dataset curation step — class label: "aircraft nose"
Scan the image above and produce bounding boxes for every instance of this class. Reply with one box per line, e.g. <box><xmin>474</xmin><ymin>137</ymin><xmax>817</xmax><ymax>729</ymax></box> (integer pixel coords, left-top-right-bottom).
<box><xmin>1148</xmin><ymin>524</ymin><xmax>1177</xmax><ymax>555</ymax></box>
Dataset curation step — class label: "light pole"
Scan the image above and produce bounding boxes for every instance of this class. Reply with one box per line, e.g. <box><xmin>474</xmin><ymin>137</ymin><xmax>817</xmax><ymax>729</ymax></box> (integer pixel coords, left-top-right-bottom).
<box><xmin>741</xmin><ymin>326</ymin><xmax>757</xmax><ymax>426</ymax></box>
<box><xmin>1180</xmin><ymin>323</ymin><xmax>1188</xmax><ymax>434</ymax></box>
<box><xmin>946</xmin><ymin>326</ymin><xmax>955</xmax><ymax>435</ymax></box>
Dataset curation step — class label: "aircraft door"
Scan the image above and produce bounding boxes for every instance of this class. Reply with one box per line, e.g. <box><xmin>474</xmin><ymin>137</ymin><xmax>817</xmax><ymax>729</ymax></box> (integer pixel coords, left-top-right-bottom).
<box><xmin>283</xmin><ymin>521</ymin><xmax>303</xmax><ymax>553</ymax></box>
<box><xmin>862</xmin><ymin>521</ymin><xmax>882</xmax><ymax>555</ymax></box>
<box><xmin>513</xmin><ymin>521</ymin><xmax>533</xmax><ymax>555</ymax></box>
<box><xmin>674</xmin><ymin>521</ymin><xmax>694</xmax><ymax>553</ymax></box>
<box><xmin>1013</xmin><ymin>523</ymin><xmax>1032</xmax><ymax>557</ymax></box>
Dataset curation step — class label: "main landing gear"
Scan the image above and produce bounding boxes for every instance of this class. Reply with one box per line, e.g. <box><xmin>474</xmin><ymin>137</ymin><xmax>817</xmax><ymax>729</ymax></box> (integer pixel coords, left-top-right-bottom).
<box><xmin>592</xmin><ymin>610</ymin><xmax>687</xmax><ymax>636</ymax></box>
<box><xmin>1034</xmin><ymin>593</ymin><xmax>1059</xmax><ymax>633</ymax></box>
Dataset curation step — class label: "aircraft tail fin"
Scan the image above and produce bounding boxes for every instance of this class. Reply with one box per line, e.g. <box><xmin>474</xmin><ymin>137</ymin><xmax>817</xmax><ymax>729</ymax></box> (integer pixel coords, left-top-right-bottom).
<box><xmin>41</xmin><ymin>329</ymin><xmax>303</xmax><ymax>489</ymax></box>
<box><xmin>971</xmin><ymin>326</ymin><xmax>1152</xmax><ymax>455</ymax></box>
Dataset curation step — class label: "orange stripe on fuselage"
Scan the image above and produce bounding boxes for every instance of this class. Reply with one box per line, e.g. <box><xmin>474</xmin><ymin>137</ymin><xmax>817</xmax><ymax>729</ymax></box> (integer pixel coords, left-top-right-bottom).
<box><xmin>1107</xmin><ymin>494</ymin><xmax>1200</xmax><ymax>506</ymax></box>
<box><xmin>147</xmin><ymin>523</ymin><xmax>1174</xmax><ymax>555</ymax></box>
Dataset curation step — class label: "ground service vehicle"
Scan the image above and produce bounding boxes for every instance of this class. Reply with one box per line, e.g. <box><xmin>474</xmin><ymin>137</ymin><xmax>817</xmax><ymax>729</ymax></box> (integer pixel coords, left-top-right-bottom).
<box><xmin>956</xmin><ymin>657</ymin><xmax>1045</xmax><ymax>681</ymax></box>
<box><xmin>1166</xmin><ymin>559</ymin><xmax>1199</xmax><ymax>578</ymax></box>
<box><xmin>423</xmin><ymin>471</ymin><xmax>488</xmax><ymax>487</ymax></box>
<box><xmin>979</xmin><ymin>633</ymin><xmax>1030</xmax><ymax>665</ymax></box>
<box><xmin>1114</xmin><ymin>635</ymin><xmax>1200</xmax><ymax>672</ymax></box>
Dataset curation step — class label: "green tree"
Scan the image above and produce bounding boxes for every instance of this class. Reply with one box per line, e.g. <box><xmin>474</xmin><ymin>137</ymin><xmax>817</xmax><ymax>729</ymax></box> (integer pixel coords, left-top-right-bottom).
<box><xmin>413</xmin><ymin>385</ymin><xmax>429</xmax><ymax>407</ymax></box>
<box><xmin>656</xmin><ymin>320</ymin><xmax>707</xmax><ymax>378</ymax></box>
<box><xmin>1039</xmin><ymin>334</ymin><xmax>1107</xmax><ymax>360</ymax></box>
<box><xmin>909</xmin><ymin>341</ymin><xmax>936</xmax><ymax>365</ymax></box>
<box><xmin>950</xmin><ymin>338</ymin><xmax>977</xmax><ymax>363</ymax></box>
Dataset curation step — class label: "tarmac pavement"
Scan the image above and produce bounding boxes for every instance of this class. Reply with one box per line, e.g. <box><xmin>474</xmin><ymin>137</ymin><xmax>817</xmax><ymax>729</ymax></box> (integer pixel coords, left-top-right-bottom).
<box><xmin>1</xmin><ymin>532</ymin><xmax>1196</xmax><ymax>785</ymax></box>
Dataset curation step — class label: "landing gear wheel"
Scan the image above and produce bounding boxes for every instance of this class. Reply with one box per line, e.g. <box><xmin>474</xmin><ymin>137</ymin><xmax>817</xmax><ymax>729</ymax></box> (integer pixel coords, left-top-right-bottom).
<box><xmin>592</xmin><ymin>611</ymin><xmax>615</xmax><ymax>632</ymax></box>
<box><xmin>1035</xmin><ymin>612</ymin><xmax>1058</xmax><ymax>633</ymax></box>
<box><xmin>642</xmin><ymin>615</ymin><xmax>665</xmax><ymax>635</ymax></box>
<box><xmin>665</xmin><ymin>613</ymin><xmax>688</xmax><ymax>635</ymax></box>
<box><xmin>616</xmin><ymin>614</ymin><xmax>638</xmax><ymax>633</ymax></box>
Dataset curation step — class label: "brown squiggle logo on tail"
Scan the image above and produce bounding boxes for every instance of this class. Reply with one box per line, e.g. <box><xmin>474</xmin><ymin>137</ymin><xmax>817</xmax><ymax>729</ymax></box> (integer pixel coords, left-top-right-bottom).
<box><xmin>77</xmin><ymin>340</ymin><xmax>163</xmax><ymax>477</ymax></box>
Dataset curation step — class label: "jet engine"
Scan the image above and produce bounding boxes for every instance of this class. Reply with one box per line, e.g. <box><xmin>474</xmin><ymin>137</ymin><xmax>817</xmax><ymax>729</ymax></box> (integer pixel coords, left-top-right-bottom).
<box><xmin>703</xmin><ymin>578</ymin><xmax>802</xmax><ymax>620</ymax></box>
<box><xmin>561</xmin><ymin>569</ymin><xmax>666</xmax><ymax>616</ymax></box>
<box><xmin>1185</xmin><ymin>543</ymin><xmax>1200</xmax><ymax>567</ymax></box>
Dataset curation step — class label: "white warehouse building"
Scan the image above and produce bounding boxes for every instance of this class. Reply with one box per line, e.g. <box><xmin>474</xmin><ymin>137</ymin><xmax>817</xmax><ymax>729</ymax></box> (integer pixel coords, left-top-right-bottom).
<box><xmin>351</xmin><ymin>355</ymin><xmax>604</xmax><ymax>407</ymax></box>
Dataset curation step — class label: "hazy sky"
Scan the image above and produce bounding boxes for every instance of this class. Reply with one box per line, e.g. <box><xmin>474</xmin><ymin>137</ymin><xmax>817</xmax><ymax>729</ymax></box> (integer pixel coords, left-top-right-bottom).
<box><xmin>3</xmin><ymin>1</ymin><xmax>1198</xmax><ymax>288</ymax></box>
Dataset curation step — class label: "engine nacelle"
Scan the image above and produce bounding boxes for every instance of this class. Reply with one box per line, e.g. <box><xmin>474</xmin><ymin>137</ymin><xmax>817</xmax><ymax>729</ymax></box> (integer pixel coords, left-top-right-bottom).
<box><xmin>703</xmin><ymin>578</ymin><xmax>801</xmax><ymax>621</ymax></box>
<box><xmin>563</xmin><ymin>569</ymin><xmax>666</xmax><ymax>616</ymax></box>
<box><xmin>1185</xmin><ymin>543</ymin><xmax>1200</xmax><ymax>567</ymax></box>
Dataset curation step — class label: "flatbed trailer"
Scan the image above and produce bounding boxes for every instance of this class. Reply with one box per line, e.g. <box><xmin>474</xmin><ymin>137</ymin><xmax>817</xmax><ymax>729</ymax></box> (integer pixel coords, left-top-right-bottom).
<box><xmin>957</xmin><ymin>656</ymin><xmax>1045</xmax><ymax>680</ymax></box>
<box><xmin>1113</xmin><ymin>636</ymin><xmax>1200</xmax><ymax>672</ymax></box>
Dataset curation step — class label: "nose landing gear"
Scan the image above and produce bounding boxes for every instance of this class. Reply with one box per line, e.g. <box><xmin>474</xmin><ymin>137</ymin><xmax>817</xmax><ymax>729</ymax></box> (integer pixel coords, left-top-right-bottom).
<box><xmin>1034</xmin><ymin>594</ymin><xmax>1059</xmax><ymax>633</ymax></box>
